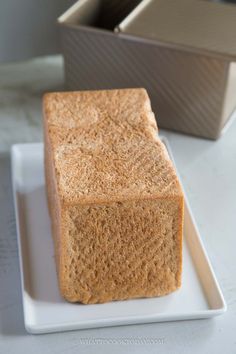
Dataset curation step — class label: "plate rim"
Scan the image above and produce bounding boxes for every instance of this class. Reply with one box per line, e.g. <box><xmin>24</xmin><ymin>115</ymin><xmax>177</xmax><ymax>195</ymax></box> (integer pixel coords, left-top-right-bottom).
<box><xmin>10</xmin><ymin>138</ymin><xmax>227</xmax><ymax>334</ymax></box>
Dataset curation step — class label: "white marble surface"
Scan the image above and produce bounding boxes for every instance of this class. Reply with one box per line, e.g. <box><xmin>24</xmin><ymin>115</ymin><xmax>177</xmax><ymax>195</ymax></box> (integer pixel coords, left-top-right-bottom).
<box><xmin>0</xmin><ymin>56</ymin><xmax>235</xmax><ymax>353</ymax></box>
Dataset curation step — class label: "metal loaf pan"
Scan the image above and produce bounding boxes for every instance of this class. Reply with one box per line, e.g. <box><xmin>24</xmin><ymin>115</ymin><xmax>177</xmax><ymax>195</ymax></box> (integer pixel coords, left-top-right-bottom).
<box><xmin>58</xmin><ymin>0</ymin><xmax>236</xmax><ymax>139</ymax></box>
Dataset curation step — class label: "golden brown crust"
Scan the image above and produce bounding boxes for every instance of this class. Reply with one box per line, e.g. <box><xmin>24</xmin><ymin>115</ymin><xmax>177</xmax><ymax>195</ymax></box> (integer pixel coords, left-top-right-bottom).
<box><xmin>61</xmin><ymin>198</ymin><xmax>183</xmax><ymax>304</ymax></box>
<box><xmin>43</xmin><ymin>88</ymin><xmax>158</xmax><ymax>146</ymax></box>
<box><xmin>43</xmin><ymin>88</ymin><xmax>184</xmax><ymax>304</ymax></box>
<box><xmin>53</xmin><ymin>137</ymin><xmax>182</xmax><ymax>205</ymax></box>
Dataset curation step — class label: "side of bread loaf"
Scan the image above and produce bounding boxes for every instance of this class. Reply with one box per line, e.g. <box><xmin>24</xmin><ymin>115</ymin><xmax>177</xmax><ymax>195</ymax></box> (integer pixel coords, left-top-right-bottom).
<box><xmin>43</xmin><ymin>88</ymin><xmax>184</xmax><ymax>304</ymax></box>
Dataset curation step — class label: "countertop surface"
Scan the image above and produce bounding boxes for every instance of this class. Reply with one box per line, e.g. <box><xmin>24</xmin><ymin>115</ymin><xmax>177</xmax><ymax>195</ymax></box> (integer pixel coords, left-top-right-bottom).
<box><xmin>0</xmin><ymin>56</ymin><xmax>235</xmax><ymax>354</ymax></box>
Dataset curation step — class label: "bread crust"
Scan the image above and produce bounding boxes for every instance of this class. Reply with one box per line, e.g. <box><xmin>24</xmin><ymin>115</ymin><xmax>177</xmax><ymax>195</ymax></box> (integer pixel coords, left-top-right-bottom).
<box><xmin>43</xmin><ymin>88</ymin><xmax>184</xmax><ymax>304</ymax></box>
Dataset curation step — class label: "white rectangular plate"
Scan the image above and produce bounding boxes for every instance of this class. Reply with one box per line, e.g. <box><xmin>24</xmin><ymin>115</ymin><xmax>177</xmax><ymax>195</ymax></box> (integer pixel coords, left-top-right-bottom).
<box><xmin>11</xmin><ymin>139</ymin><xmax>226</xmax><ymax>334</ymax></box>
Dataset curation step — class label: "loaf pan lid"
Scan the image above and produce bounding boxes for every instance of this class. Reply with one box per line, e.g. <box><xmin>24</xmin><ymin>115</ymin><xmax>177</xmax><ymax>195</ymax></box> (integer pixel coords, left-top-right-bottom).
<box><xmin>116</xmin><ymin>0</ymin><xmax>236</xmax><ymax>61</ymax></box>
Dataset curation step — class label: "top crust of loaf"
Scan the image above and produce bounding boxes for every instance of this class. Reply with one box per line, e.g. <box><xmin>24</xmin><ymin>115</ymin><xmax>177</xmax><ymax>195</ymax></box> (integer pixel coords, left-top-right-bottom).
<box><xmin>54</xmin><ymin>138</ymin><xmax>182</xmax><ymax>204</ymax></box>
<box><xmin>43</xmin><ymin>88</ymin><xmax>158</xmax><ymax>145</ymax></box>
<box><xmin>43</xmin><ymin>88</ymin><xmax>182</xmax><ymax>205</ymax></box>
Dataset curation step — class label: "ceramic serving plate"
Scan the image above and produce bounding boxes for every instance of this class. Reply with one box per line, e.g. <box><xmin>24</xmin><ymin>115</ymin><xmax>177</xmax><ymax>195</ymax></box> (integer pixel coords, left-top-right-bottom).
<box><xmin>11</xmin><ymin>138</ymin><xmax>226</xmax><ymax>334</ymax></box>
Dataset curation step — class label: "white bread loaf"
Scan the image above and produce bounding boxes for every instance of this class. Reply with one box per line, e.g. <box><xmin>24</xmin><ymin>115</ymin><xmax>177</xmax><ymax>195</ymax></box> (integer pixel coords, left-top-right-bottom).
<box><xmin>43</xmin><ymin>88</ymin><xmax>184</xmax><ymax>304</ymax></box>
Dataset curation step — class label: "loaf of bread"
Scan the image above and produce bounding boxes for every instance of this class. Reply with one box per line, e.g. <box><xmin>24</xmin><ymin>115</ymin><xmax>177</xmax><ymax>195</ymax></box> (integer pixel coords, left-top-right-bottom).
<box><xmin>43</xmin><ymin>88</ymin><xmax>184</xmax><ymax>304</ymax></box>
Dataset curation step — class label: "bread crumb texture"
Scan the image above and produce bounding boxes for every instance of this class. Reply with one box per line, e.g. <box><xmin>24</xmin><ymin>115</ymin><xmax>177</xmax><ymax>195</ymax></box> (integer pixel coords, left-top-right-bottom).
<box><xmin>43</xmin><ymin>88</ymin><xmax>184</xmax><ymax>304</ymax></box>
